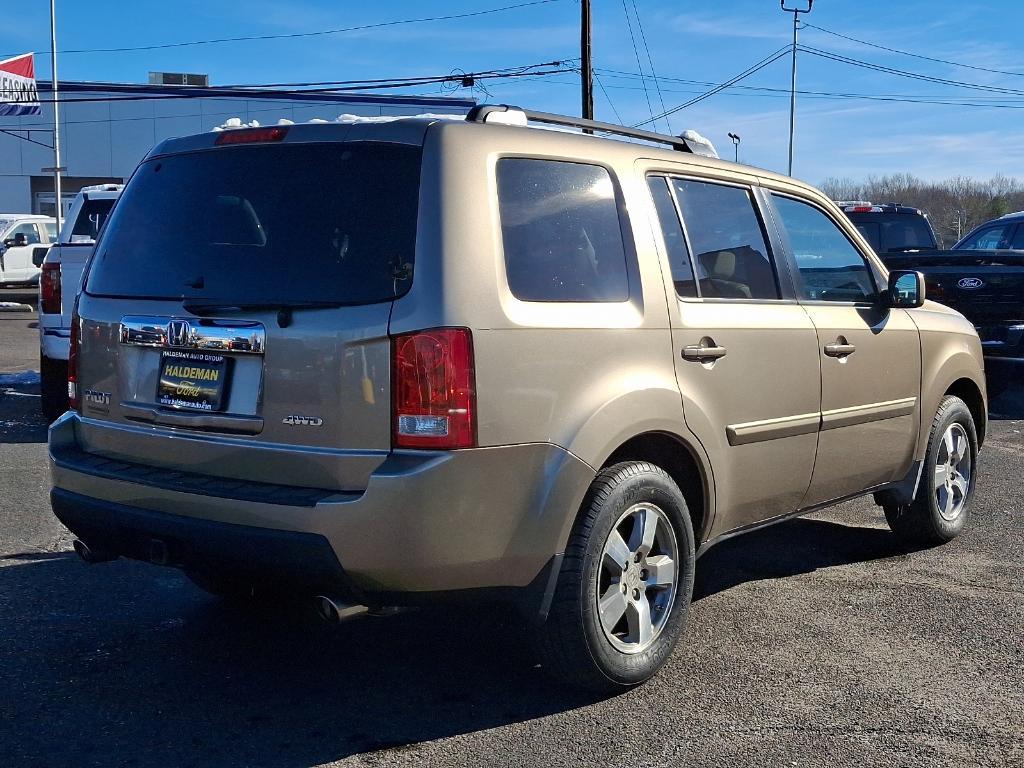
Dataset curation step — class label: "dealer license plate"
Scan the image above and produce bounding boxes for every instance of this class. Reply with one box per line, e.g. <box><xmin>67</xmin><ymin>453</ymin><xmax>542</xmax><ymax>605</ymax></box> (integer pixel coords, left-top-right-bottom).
<box><xmin>157</xmin><ymin>351</ymin><xmax>228</xmax><ymax>412</ymax></box>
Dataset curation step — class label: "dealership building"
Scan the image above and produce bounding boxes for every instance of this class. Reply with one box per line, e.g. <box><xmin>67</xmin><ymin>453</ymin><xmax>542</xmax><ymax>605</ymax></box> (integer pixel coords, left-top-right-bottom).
<box><xmin>0</xmin><ymin>76</ymin><xmax>474</xmax><ymax>216</ymax></box>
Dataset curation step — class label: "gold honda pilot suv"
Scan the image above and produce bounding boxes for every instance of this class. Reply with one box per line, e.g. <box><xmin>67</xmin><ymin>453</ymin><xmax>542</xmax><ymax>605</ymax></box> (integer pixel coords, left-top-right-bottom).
<box><xmin>49</xmin><ymin>105</ymin><xmax>987</xmax><ymax>691</ymax></box>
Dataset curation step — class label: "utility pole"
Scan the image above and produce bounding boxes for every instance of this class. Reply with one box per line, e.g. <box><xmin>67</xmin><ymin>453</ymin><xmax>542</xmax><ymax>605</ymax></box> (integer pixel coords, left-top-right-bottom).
<box><xmin>580</xmin><ymin>0</ymin><xmax>594</xmax><ymax>121</ymax></box>
<box><xmin>781</xmin><ymin>0</ymin><xmax>812</xmax><ymax>177</ymax></box>
<box><xmin>728</xmin><ymin>132</ymin><xmax>741</xmax><ymax>163</ymax></box>
<box><xmin>49</xmin><ymin>0</ymin><xmax>63</xmax><ymax>233</ymax></box>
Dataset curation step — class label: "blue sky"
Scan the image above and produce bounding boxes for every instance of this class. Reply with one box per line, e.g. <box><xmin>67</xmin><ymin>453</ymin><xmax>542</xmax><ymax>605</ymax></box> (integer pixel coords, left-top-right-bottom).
<box><xmin>7</xmin><ymin>0</ymin><xmax>1024</xmax><ymax>183</ymax></box>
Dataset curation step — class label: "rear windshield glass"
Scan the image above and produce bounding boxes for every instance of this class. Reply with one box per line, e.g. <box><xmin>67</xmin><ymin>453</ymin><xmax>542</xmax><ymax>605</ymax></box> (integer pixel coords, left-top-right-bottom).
<box><xmin>86</xmin><ymin>142</ymin><xmax>421</xmax><ymax>304</ymax></box>
<box><xmin>848</xmin><ymin>214</ymin><xmax>936</xmax><ymax>252</ymax></box>
<box><xmin>68</xmin><ymin>198</ymin><xmax>115</xmax><ymax>242</ymax></box>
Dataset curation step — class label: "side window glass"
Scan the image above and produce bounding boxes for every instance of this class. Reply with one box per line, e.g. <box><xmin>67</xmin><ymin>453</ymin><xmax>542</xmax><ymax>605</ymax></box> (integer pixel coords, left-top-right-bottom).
<box><xmin>1011</xmin><ymin>226</ymin><xmax>1024</xmax><ymax>250</ymax></box>
<box><xmin>496</xmin><ymin>158</ymin><xmax>630</xmax><ymax>302</ymax></box>
<box><xmin>772</xmin><ymin>194</ymin><xmax>877</xmax><ymax>303</ymax></box>
<box><xmin>671</xmin><ymin>178</ymin><xmax>779</xmax><ymax>300</ymax></box>
<box><xmin>646</xmin><ymin>176</ymin><xmax>697</xmax><ymax>297</ymax></box>
<box><xmin>10</xmin><ymin>223</ymin><xmax>42</xmax><ymax>245</ymax></box>
<box><xmin>961</xmin><ymin>225</ymin><xmax>1010</xmax><ymax>250</ymax></box>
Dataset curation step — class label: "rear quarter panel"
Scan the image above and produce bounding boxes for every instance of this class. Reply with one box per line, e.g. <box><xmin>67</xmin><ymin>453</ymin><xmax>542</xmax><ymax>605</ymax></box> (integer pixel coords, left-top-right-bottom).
<box><xmin>389</xmin><ymin>122</ymin><xmax>712</xmax><ymax>548</ymax></box>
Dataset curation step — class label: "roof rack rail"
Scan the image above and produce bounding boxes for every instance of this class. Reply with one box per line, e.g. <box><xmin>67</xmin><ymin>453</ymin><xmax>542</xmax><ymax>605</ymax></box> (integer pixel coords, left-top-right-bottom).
<box><xmin>466</xmin><ymin>104</ymin><xmax>695</xmax><ymax>154</ymax></box>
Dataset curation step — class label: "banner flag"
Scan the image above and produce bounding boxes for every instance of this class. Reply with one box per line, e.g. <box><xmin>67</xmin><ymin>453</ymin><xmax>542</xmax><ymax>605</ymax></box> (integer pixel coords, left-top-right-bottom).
<box><xmin>0</xmin><ymin>53</ymin><xmax>41</xmax><ymax>117</ymax></box>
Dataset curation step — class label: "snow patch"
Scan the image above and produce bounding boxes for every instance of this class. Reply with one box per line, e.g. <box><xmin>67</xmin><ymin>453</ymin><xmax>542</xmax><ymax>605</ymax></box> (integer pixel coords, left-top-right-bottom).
<box><xmin>679</xmin><ymin>130</ymin><xmax>719</xmax><ymax>159</ymax></box>
<box><xmin>0</xmin><ymin>371</ymin><xmax>40</xmax><ymax>386</ymax></box>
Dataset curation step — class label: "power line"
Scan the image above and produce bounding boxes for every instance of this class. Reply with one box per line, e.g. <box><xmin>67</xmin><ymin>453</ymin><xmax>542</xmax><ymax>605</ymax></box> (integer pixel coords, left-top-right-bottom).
<box><xmin>8</xmin><ymin>0</ymin><xmax>567</xmax><ymax>56</ymax></box>
<box><xmin>595</xmin><ymin>65</ymin><xmax>1024</xmax><ymax>100</ymax></box>
<box><xmin>633</xmin><ymin>46</ymin><xmax>792</xmax><ymax>127</ymax></box>
<box><xmin>11</xmin><ymin>65</ymin><xmax>577</xmax><ymax>105</ymax></box>
<box><xmin>804</xmin><ymin>22</ymin><xmax>1024</xmax><ymax>78</ymax></box>
<box><xmin>620</xmin><ymin>0</ymin><xmax>656</xmax><ymax>129</ymax></box>
<box><xmin>630</xmin><ymin>0</ymin><xmax>672</xmax><ymax>133</ymax></box>
<box><xmin>800</xmin><ymin>45</ymin><xmax>1024</xmax><ymax>97</ymax></box>
<box><xmin>593</xmin><ymin>71</ymin><xmax>625</xmax><ymax>124</ymax></box>
<box><xmin>578</xmin><ymin>75</ymin><xmax>1024</xmax><ymax>110</ymax></box>
<box><xmin>218</xmin><ymin>61</ymin><xmax>570</xmax><ymax>90</ymax></box>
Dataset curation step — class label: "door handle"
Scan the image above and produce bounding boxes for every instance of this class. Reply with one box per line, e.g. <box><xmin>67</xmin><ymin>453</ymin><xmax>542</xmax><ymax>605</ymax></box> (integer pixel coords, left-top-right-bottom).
<box><xmin>682</xmin><ymin>344</ymin><xmax>727</xmax><ymax>362</ymax></box>
<box><xmin>823</xmin><ymin>341</ymin><xmax>856</xmax><ymax>357</ymax></box>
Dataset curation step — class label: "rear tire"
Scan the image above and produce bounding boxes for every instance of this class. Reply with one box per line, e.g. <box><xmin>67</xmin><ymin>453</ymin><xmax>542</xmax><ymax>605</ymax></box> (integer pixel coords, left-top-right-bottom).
<box><xmin>884</xmin><ymin>395</ymin><xmax>978</xmax><ymax>546</ymax></box>
<box><xmin>40</xmin><ymin>354</ymin><xmax>68</xmax><ymax>424</ymax></box>
<box><xmin>536</xmin><ymin>461</ymin><xmax>695</xmax><ymax>691</ymax></box>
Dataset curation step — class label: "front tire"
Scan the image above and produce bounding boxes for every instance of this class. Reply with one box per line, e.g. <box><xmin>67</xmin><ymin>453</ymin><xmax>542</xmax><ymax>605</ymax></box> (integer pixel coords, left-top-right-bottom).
<box><xmin>885</xmin><ymin>395</ymin><xmax>978</xmax><ymax>546</ymax></box>
<box><xmin>537</xmin><ymin>461</ymin><xmax>695</xmax><ymax>691</ymax></box>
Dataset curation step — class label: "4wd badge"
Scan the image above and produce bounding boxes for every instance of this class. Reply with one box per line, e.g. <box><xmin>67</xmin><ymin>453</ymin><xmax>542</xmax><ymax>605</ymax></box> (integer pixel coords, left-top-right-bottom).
<box><xmin>282</xmin><ymin>415</ymin><xmax>323</xmax><ymax>427</ymax></box>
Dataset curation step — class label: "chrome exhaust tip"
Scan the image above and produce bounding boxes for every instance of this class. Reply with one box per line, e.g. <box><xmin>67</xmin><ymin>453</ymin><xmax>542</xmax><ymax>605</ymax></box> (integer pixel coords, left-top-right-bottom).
<box><xmin>314</xmin><ymin>595</ymin><xmax>369</xmax><ymax>624</ymax></box>
<box><xmin>72</xmin><ymin>539</ymin><xmax>118</xmax><ymax>564</ymax></box>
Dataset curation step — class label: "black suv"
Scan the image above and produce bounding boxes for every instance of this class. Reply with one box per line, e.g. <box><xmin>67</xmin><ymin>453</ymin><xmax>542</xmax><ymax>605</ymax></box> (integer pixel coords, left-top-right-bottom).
<box><xmin>953</xmin><ymin>211</ymin><xmax>1024</xmax><ymax>250</ymax></box>
<box><xmin>838</xmin><ymin>202</ymin><xmax>940</xmax><ymax>253</ymax></box>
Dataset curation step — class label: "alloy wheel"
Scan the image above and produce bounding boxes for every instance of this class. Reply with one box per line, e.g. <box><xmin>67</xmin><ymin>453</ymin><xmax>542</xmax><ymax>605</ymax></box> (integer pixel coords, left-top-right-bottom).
<box><xmin>934</xmin><ymin>422</ymin><xmax>972</xmax><ymax>522</ymax></box>
<box><xmin>596</xmin><ymin>503</ymin><xmax>679</xmax><ymax>654</ymax></box>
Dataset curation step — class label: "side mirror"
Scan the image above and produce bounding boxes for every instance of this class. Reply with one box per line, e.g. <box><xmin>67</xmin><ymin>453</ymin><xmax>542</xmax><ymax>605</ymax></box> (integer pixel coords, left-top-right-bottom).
<box><xmin>32</xmin><ymin>246</ymin><xmax>49</xmax><ymax>268</ymax></box>
<box><xmin>887</xmin><ymin>270</ymin><xmax>926</xmax><ymax>309</ymax></box>
<box><xmin>12</xmin><ymin>233</ymin><xmax>27</xmax><ymax>247</ymax></box>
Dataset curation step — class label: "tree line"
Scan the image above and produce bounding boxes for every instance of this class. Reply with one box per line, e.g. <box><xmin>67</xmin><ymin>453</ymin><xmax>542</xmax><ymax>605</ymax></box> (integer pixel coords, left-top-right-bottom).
<box><xmin>819</xmin><ymin>174</ymin><xmax>1024</xmax><ymax>247</ymax></box>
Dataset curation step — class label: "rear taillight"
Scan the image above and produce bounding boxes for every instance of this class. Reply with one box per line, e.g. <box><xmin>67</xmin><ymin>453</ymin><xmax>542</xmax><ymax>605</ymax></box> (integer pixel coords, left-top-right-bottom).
<box><xmin>40</xmin><ymin>262</ymin><xmax>61</xmax><ymax>314</ymax></box>
<box><xmin>68</xmin><ymin>310</ymin><xmax>80</xmax><ymax>411</ymax></box>
<box><xmin>391</xmin><ymin>328</ymin><xmax>476</xmax><ymax>450</ymax></box>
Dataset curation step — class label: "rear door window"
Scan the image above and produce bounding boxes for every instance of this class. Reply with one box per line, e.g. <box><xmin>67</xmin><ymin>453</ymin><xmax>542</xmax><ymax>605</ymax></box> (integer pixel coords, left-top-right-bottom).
<box><xmin>670</xmin><ymin>178</ymin><xmax>780</xmax><ymax>300</ymax></box>
<box><xmin>87</xmin><ymin>142</ymin><xmax>422</xmax><ymax>305</ymax></box>
<box><xmin>772</xmin><ymin>194</ymin><xmax>877</xmax><ymax>303</ymax></box>
<box><xmin>647</xmin><ymin>176</ymin><xmax>697</xmax><ymax>298</ymax></box>
<box><xmin>496</xmin><ymin>158</ymin><xmax>630</xmax><ymax>302</ymax></box>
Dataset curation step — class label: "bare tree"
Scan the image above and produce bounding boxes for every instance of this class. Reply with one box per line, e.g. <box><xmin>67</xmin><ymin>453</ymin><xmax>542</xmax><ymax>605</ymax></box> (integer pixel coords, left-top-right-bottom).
<box><xmin>820</xmin><ymin>173</ymin><xmax>1024</xmax><ymax>247</ymax></box>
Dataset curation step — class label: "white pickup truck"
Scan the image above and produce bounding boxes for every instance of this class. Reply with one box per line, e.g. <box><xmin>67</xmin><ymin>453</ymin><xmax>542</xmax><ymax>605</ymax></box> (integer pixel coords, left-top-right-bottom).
<box><xmin>0</xmin><ymin>214</ymin><xmax>56</xmax><ymax>287</ymax></box>
<box><xmin>38</xmin><ymin>184</ymin><xmax>122</xmax><ymax>421</ymax></box>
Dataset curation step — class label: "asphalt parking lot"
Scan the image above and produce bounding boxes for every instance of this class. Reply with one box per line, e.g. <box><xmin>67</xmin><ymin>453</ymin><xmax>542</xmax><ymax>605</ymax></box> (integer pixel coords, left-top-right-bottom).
<box><xmin>1</xmin><ymin>294</ymin><xmax>1022</xmax><ymax>768</ymax></box>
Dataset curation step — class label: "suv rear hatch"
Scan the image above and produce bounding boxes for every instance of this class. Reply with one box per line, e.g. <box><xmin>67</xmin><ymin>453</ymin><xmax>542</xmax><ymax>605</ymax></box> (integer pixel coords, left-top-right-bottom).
<box><xmin>73</xmin><ymin>129</ymin><xmax>423</xmax><ymax>492</ymax></box>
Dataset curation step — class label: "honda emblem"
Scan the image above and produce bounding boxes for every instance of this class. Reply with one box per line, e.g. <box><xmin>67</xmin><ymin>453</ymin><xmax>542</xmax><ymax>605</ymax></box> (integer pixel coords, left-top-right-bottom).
<box><xmin>167</xmin><ymin>320</ymin><xmax>190</xmax><ymax>347</ymax></box>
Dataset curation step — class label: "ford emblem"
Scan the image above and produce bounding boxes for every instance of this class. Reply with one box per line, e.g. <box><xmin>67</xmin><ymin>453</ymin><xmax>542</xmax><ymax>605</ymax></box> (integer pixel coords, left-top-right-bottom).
<box><xmin>957</xmin><ymin>277</ymin><xmax>984</xmax><ymax>290</ymax></box>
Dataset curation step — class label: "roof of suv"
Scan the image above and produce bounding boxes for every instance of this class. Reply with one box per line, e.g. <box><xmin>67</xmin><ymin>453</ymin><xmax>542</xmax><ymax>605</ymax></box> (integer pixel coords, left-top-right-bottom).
<box><xmin>149</xmin><ymin>105</ymin><xmax>825</xmax><ymax>202</ymax></box>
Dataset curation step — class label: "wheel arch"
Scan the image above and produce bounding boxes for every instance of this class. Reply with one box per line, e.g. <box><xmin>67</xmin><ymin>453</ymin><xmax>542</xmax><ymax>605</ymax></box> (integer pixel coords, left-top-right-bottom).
<box><xmin>601</xmin><ymin>431</ymin><xmax>714</xmax><ymax>544</ymax></box>
<box><xmin>918</xmin><ymin>346</ymin><xmax>987</xmax><ymax>459</ymax></box>
<box><xmin>945</xmin><ymin>377</ymin><xmax>987</xmax><ymax>447</ymax></box>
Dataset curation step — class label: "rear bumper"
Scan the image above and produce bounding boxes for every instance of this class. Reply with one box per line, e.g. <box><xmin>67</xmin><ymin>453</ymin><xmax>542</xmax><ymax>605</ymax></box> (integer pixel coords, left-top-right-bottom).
<box><xmin>49</xmin><ymin>412</ymin><xmax>592</xmax><ymax>599</ymax></box>
<box><xmin>52</xmin><ymin>488</ymin><xmax>358</xmax><ymax>596</ymax></box>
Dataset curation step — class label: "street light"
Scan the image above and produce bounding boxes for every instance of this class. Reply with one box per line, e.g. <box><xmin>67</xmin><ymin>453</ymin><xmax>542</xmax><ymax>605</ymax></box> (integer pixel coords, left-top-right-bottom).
<box><xmin>727</xmin><ymin>132</ymin><xmax>741</xmax><ymax>163</ymax></box>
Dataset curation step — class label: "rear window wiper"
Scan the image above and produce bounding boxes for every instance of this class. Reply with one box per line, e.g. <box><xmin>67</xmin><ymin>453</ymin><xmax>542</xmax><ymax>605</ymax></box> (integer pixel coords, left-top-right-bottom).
<box><xmin>181</xmin><ymin>299</ymin><xmax>345</xmax><ymax>328</ymax></box>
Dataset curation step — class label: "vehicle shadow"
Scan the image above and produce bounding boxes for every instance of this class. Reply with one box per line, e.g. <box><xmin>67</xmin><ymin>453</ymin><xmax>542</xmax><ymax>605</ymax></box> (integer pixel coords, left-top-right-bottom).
<box><xmin>0</xmin><ymin>553</ymin><xmax>597</xmax><ymax>767</ymax></box>
<box><xmin>1</xmin><ymin>515</ymin><xmax>918</xmax><ymax>767</ymax></box>
<box><xmin>693</xmin><ymin>517</ymin><xmax>915</xmax><ymax>602</ymax></box>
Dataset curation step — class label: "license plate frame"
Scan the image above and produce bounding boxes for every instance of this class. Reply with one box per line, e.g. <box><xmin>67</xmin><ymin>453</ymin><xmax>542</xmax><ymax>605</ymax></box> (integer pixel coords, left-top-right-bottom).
<box><xmin>157</xmin><ymin>351</ymin><xmax>229</xmax><ymax>412</ymax></box>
